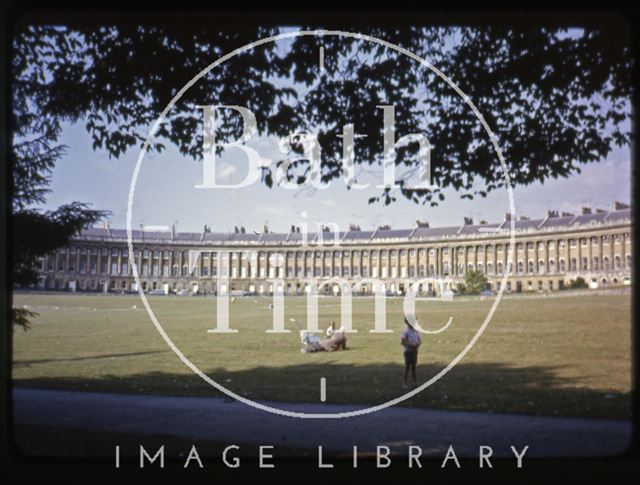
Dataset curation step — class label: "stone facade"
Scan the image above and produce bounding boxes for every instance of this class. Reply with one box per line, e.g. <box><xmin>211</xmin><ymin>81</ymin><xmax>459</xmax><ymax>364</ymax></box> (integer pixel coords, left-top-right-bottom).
<box><xmin>34</xmin><ymin>205</ymin><xmax>632</xmax><ymax>296</ymax></box>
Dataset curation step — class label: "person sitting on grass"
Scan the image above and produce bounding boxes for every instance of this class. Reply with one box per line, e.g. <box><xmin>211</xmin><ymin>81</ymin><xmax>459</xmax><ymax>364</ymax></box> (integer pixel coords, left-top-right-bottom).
<box><xmin>326</xmin><ymin>320</ymin><xmax>336</xmax><ymax>337</ymax></box>
<box><xmin>401</xmin><ymin>317</ymin><xmax>421</xmax><ymax>389</ymax></box>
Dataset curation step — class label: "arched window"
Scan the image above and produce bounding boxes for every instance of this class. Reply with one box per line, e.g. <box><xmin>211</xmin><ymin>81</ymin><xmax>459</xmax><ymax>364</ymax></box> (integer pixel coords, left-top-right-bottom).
<box><xmin>559</xmin><ymin>259</ymin><xmax>565</xmax><ymax>272</ymax></box>
<box><xmin>497</xmin><ymin>262</ymin><xmax>503</xmax><ymax>275</ymax></box>
<box><xmin>570</xmin><ymin>258</ymin><xmax>577</xmax><ymax>271</ymax></box>
<box><xmin>528</xmin><ymin>260</ymin><xmax>534</xmax><ymax>273</ymax></box>
<box><xmin>538</xmin><ymin>260</ymin><xmax>545</xmax><ymax>274</ymax></box>
<box><xmin>603</xmin><ymin>257</ymin><xmax>610</xmax><ymax>271</ymax></box>
<box><xmin>592</xmin><ymin>257</ymin><xmax>599</xmax><ymax>271</ymax></box>
<box><xmin>549</xmin><ymin>259</ymin><xmax>556</xmax><ymax>273</ymax></box>
<box><xmin>615</xmin><ymin>256</ymin><xmax>621</xmax><ymax>270</ymax></box>
<box><xmin>627</xmin><ymin>255</ymin><xmax>632</xmax><ymax>269</ymax></box>
<box><xmin>517</xmin><ymin>261</ymin><xmax>524</xmax><ymax>274</ymax></box>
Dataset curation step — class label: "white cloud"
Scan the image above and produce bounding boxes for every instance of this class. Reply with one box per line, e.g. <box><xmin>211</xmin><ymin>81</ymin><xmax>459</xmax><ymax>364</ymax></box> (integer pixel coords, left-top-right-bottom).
<box><xmin>217</xmin><ymin>163</ymin><xmax>237</xmax><ymax>178</ymax></box>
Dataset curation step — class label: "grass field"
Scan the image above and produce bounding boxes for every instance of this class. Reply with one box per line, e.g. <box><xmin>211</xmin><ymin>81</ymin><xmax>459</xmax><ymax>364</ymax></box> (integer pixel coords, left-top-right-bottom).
<box><xmin>12</xmin><ymin>291</ymin><xmax>632</xmax><ymax>419</ymax></box>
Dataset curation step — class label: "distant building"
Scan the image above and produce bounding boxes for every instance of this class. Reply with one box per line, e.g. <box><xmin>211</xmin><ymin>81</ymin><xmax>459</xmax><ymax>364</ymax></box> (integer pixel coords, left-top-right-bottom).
<box><xmin>31</xmin><ymin>204</ymin><xmax>632</xmax><ymax>296</ymax></box>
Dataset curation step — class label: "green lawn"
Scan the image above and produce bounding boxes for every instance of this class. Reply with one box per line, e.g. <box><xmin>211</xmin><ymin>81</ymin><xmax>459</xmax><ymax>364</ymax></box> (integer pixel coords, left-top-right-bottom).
<box><xmin>12</xmin><ymin>291</ymin><xmax>631</xmax><ymax>419</ymax></box>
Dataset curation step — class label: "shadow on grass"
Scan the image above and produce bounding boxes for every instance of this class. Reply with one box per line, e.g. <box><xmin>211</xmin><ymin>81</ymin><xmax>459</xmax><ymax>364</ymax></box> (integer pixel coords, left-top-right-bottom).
<box><xmin>13</xmin><ymin>350</ymin><xmax>170</xmax><ymax>366</ymax></box>
<box><xmin>12</xmin><ymin>360</ymin><xmax>631</xmax><ymax>420</ymax></box>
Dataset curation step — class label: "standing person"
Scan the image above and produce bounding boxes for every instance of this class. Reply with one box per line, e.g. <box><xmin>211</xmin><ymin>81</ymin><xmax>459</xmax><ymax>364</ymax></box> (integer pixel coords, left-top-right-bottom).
<box><xmin>401</xmin><ymin>317</ymin><xmax>421</xmax><ymax>389</ymax></box>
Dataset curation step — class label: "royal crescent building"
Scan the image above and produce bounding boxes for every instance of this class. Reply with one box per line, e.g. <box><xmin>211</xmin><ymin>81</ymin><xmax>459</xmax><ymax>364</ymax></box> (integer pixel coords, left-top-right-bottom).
<box><xmin>34</xmin><ymin>203</ymin><xmax>632</xmax><ymax>296</ymax></box>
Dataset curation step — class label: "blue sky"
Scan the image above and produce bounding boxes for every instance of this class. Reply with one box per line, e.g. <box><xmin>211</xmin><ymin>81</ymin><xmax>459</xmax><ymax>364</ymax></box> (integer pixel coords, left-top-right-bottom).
<box><xmin>32</xmin><ymin>27</ymin><xmax>632</xmax><ymax>234</ymax></box>
<box><xmin>41</xmin><ymin>119</ymin><xmax>631</xmax><ymax>234</ymax></box>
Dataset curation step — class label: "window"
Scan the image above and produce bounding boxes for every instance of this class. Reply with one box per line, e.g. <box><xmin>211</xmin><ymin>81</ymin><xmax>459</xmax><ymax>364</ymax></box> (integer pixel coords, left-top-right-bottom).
<box><xmin>559</xmin><ymin>259</ymin><xmax>565</xmax><ymax>272</ymax></box>
<box><xmin>615</xmin><ymin>256</ymin><xmax>621</xmax><ymax>270</ymax></box>
<box><xmin>592</xmin><ymin>257</ymin><xmax>599</xmax><ymax>271</ymax></box>
<box><xmin>528</xmin><ymin>261</ymin><xmax>534</xmax><ymax>273</ymax></box>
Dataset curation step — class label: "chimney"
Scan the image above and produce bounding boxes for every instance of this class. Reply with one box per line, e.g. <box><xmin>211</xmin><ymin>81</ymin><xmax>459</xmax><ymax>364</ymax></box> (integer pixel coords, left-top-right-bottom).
<box><xmin>581</xmin><ymin>207</ymin><xmax>591</xmax><ymax>215</ymax></box>
<box><xmin>520</xmin><ymin>216</ymin><xmax>529</xmax><ymax>221</ymax></box>
<box><xmin>561</xmin><ymin>211</ymin><xmax>574</xmax><ymax>217</ymax></box>
<box><xmin>547</xmin><ymin>210</ymin><xmax>559</xmax><ymax>218</ymax></box>
<box><xmin>479</xmin><ymin>220</ymin><xmax>487</xmax><ymax>225</ymax></box>
<box><xmin>171</xmin><ymin>224</ymin><xmax>176</xmax><ymax>239</ymax></box>
<box><xmin>234</xmin><ymin>226</ymin><xmax>239</xmax><ymax>234</ymax></box>
<box><xmin>263</xmin><ymin>225</ymin><xmax>269</xmax><ymax>234</ymax></box>
<box><xmin>463</xmin><ymin>217</ymin><xmax>473</xmax><ymax>225</ymax></box>
<box><xmin>378</xmin><ymin>224</ymin><xmax>391</xmax><ymax>230</ymax></box>
<box><xmin>348</xmin><ymin>223</ymin><xmax>361</xmax><ymax>231</ymax></box>
<box><xmin>504</xmin><ymin>212</ymin><xmax>512</xmax><ymax>222</ymax></box>
<box><xmin>290</xmin><ymin>225</ymin><xmax>295</xmax><ymax>233</ymax></box>
<box><xmin>596</xmin><ymin>208</ymin><xmax>607</xmax><ymax>214</ymax></box>
<box><xmin>240</xmin><ymin>226</ymin><xmax>246</xmax><ymax>234</ymax></box>
<box><xmin>615</xmin><ymin>201</ymin><xmax>630</xmax><ymax>210</ymax></box>
<box><xmin>415</xmin><ymin>220</ymin><xmax>429</xmax><ymax>228</ymax></box>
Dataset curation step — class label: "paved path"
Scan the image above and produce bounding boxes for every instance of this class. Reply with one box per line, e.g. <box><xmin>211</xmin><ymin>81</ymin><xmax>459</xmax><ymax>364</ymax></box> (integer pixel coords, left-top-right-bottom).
<box><xmin>13</xmin><ymin>388</ymin><xmax>631</xmax><ymax>458</ymax></box>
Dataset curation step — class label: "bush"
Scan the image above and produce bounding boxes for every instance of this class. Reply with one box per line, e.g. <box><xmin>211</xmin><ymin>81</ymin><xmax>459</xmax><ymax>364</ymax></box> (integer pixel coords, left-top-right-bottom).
<box><xmin>567</xmin><ymin>277</ymin><xmax>589</xmax><ymax>290</ymax></box>
<box><xmin>454</xmin><ymin>282</ymin><xmax>467</xmax><ymax>295</ymax></box>
<box><xmin>463</xmin><ymin>269</ymin><xmax>488</xmax><ymax>295</ymax></box>
<box><xmin>454</xmin><ymin>270</ymin><xmax>488</xmax><ymax>296</ymax></box>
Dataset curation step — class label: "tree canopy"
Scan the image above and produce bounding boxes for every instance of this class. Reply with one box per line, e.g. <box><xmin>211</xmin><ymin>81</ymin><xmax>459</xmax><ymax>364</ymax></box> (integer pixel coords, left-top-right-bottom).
<box><xmin>8</xmin><ymin>18</ymin><xmax>633</xmax><ymax>324</ymax></box>
<box><xmin>12</xmin><ymin>22</ymin><xmax>632</xmax><ymax>207</ymax></box>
